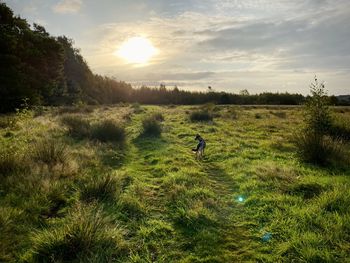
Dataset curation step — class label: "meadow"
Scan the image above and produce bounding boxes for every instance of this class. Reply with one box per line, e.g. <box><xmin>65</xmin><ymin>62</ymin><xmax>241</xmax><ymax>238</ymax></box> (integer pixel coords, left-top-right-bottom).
<box><xmin>0</xmin><ymin>104</ymin><xmax>350</xmax><ymax>262</ymax></box>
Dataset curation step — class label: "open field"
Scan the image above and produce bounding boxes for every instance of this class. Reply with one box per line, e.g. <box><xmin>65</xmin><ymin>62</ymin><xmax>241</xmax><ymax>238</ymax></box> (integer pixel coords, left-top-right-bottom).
<box><xmin>1</xmin><ymin>105</ymin><xmax>350</xmax><ymax>262</ymax></box>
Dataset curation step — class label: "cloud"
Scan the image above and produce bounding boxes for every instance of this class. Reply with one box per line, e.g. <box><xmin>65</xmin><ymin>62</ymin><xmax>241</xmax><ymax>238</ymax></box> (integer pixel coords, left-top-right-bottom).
<box><xmin>52</xmin><ymin>0</ymin><xmax>82</xmax><ymax>14</ymax></box>
<box><xmin>79</xmin><ymin>0</ymin><xmax>350</xmax><ymax>95</ymax></box>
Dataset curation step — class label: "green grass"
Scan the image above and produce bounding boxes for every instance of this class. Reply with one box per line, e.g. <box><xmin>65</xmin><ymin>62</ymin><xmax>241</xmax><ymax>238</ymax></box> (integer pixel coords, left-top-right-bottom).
<box><xmin>0</xmin><ymin>104</ymin><xmax>349</xmax><ymax>262</ymax></box>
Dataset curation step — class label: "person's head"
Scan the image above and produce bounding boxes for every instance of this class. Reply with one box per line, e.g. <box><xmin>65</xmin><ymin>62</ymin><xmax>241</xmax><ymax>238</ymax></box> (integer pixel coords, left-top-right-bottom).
<box><xmin>195</xmin><ymin>134</ymin><xmax>202</xmax><ymax>141</ymax></box>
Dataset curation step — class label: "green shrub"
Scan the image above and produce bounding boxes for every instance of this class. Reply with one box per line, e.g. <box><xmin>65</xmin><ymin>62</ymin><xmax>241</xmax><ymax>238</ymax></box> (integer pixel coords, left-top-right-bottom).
<box><xmin>190</xmin><ymin>110</ymin><xmax>213</xmax><ymax>122</ymax></box>
<box><xmin>61</xmin><ymin>115</ymin><xmax>91</xmax><ymax>139</ymax></box>
<box><xmin>80</xmin><ymin>174</ymin><xmax>120</xmax><ymax>203</ymax></box>
<box><xmin>295</xmin><ymin>132</ymin><xmax>342</xmax><ymax>166</ymax></box>
<box><xmin>142</xmin><ymin>116</ymin><xmax>162</xmax><ymax>136</ymax></box>
<box><xmin>91</xmin><ymin>120</ymin><xmax>125</xmax><ymax>144</ymax></box>
<box><xmin>25</xmin><ymin>205</ymin><xmax>127</xmax><ymax>262</ymax></box>
<box><xmin>32</xmin><ymin>138</ymin><xmax>69</xmax><ymax>168</ymax></box>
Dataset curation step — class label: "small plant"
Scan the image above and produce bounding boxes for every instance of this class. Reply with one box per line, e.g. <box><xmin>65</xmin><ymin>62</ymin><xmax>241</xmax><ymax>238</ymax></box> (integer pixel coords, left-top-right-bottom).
<box><xmin>295</xmin><ymin>77</ymin><xmax>342</xmax><ymax>166</ymax></box>
<box><xmin>80</xmin><ymin>174</ymin><xmax>120</xmax><ymax>203</ymax></box>
<box><xmin>32</xmin><ymin>138</ymin><xmax>69</xmax><ymax>168</ymax></box>
<box><xmin>255</xmin><ymin>113</ymin><xmax>262</xmax><ymax>119</ymax></box>
<box><xmin>142</xmin><ymin>116</ymin><xmax>162</xmax><ymax>136</ymax></box>
<box><xmin>91</xmin><ymin>120</ymin><xmax>125</xmax><ymax>144</ymax></box>
<box><xmin>61</xmin><ymin>115</ymin><xmax>91</xmax><ymax>139</ymax></box>
<box><xmin>190</xmin><ymin>110</ymin><xmax>213</xmax><ymax>122</ymax></box>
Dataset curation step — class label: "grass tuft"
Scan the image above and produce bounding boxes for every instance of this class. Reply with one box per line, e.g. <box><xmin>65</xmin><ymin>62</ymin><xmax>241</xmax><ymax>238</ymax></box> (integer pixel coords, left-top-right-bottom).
<box><xmin>80</xmin><ymin>174</ymin><xmax>121</xmax><ymax>203</ymax></box>
<box><xmin>61</xmin><ymin>115</ymin><xmax>91</xmax><ymax>139</ymax></box>
<box><xmin>91</xmin><ymin>120</ymin><xmax>126</xmax><ymax>144</ymax></box>
<box><xmin>142</xmin><ymin>116</ymin><xmax>162</xmax><ymax>136</ymax></box>
<box><xmin>190</xmin><ymin>110</ymin><xmax>213</xmax><ymax>122</ymax></box>
<box><xmin>32</xmin><ymin>138</ymin><xmax>69</xmax><ymax>168</ymax></box>
<box><xmin>25</xmin><ymin>205</ymin><xmax>127</xmax><ymax>262</ymax></box>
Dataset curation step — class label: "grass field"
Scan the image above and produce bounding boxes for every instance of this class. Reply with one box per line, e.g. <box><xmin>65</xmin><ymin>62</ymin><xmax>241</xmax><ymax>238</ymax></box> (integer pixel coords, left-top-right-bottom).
<box><xmin>1</xmin><ymin>104</ymin><xmax>350</xmax><ymax>262</ymax></box>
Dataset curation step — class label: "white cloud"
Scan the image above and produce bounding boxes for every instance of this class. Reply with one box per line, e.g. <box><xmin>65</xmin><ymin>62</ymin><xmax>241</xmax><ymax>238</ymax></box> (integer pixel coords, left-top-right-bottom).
<box><xmin>52</xmin><ymin>0</ymin><xmax>82</xmax><ymax>14</ymax></box>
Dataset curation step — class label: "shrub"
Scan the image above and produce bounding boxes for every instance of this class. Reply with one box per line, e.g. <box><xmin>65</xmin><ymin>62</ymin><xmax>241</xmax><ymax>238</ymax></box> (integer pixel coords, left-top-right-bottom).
<box><xmin>142</xmin><ymin>116</ymin><xmax>162</xmax><ymax>136</ymax></box>
<box><xmin>190</xmin><ymin>110</ymin><xmax>213</xmax><ymax>122</ymax></box>
<box><xmin>91</xmin><ymin>120</ymin><xmax>125</xmax><ymax>144</ymax></box>
<box><xmin>61</xmin><ymin>115</ymin><xmax>91</xmax><ymax>139</ymax></box>
<box><xmin>25</xmin><ymin>205</ymin><xmax>127</xmax><ymax>262</ymax></box>
<box><xmin>80</xmin><ymin>174</ymin><xmax>120</xmax><ymax>203</ymax></box>
<box><xmin>295</xmin><ymin>132</ymin><xmax>343</xmax><ymax>166</ymax></box>
<box><xmin>32</xmin><ymin>138</ymin><xmax>69</xmax><ymax>168</ymax></box>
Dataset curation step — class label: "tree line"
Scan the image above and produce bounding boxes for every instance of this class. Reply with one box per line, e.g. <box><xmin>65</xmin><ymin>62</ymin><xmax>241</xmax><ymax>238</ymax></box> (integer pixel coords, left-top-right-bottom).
<box><xmin>0</xmin><ymin>3</ymin><xmax>346</xmax><ymax>113</ymax></box>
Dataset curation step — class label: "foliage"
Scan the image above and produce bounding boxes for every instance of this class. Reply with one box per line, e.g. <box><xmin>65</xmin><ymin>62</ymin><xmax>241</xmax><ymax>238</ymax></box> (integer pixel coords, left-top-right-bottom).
<box><xmin>304</xmin><ymin>76</ymin><xmax>332</xmax><ymax>135</ymax></box>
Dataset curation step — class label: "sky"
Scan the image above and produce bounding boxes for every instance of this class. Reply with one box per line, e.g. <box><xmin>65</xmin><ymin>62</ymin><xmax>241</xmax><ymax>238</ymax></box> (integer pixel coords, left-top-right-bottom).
<box><xmin>4</xmin><ymin>0</ymin><xmax>350</xmax><ymax>95</ymax></box>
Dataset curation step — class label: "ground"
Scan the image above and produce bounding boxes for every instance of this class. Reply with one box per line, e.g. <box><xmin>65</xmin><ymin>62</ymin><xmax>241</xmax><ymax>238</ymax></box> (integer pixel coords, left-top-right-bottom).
<box><xmin>0</xmin><ymin>104</ymin><xmax>349</xmax><ymax>262</ymax></box>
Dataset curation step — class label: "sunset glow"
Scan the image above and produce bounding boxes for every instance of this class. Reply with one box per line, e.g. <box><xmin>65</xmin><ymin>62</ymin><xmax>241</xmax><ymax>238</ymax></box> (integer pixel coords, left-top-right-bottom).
<box><xmin>116</xmin><ymin>36</ymin><xmax>158</xmax><ymax>65</ymax></box>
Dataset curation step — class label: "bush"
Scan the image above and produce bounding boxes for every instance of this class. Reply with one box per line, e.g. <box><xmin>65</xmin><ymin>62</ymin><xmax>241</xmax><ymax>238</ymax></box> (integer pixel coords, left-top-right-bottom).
<box><xmin>25</xmin><ymin>205</ymin><xmax>127</xmax><ymax>262</ymax></box>
<box><xmin>91</xmin><ymin>120</ymin><xmax>125</xmax><ymax>144</ymax></box>
<box><xmin>142</xmin><ymin>116</ymin><xmax>162</xmax><ymax>136</ymax></box>
<box><xmin>295</xmin><ymin>132</ymin><xmax>343</xmax><ymax>166</ymax></box>
<box><xmin>61</xmin><ymin>115</ymin><xmax>91</xmax><ymax>139</ymax></box>
<box><xmin>190</xmin><ymin>110</ymin><xmax>213</xmax><ymax>122</ymax></box>
<box><xmin>131</xmin><ymin>103</ymin><xmax>143</xmax><ymax>114</ymax></box>
<box><xmin>80</xmin><ymin>174</ymin><xmax>120</xmax><ymax>203</ymax></box>
<box><xmin>32</xmin><ymin>138</ymin><xmax>69</xmax><ymax>168</ymax></box>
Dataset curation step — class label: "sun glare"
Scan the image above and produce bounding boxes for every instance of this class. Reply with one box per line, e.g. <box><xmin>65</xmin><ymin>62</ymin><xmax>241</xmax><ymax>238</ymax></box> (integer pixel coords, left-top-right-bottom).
<box><xmin>116</xmin><ymin>36</ymin><xmax>158</xmax><ymax>65</ymax></box>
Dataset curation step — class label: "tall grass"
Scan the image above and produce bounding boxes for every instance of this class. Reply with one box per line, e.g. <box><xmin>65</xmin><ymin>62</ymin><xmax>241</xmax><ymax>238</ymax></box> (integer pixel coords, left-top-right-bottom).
<box><xmin>32</xmin><ymin>138</ymin><xmax>69</xmax><ymax>168</ymax></box>
<box><xmin>295</xmin><ymin>132</ymin><xmax>344</xmax><ymax>166</ymax></box>
<box><xmin>190</xmin><ymin>110</ymin><xmax>213</xmax><ymax>122</ymax></box>
<box><xmin>0</xmin><ymin>149</ymin><xmax>25</xmax><ymax>177</ymax></box>
<box><xmin>142</xmin><ymin>116</ymin><xmax>162</xmax><ymax>136</ymax></box>
<box><xmin>91</xmin><ymin>120</ymin><xmax>126</xmax><ymax>144</ymax></box>
<box><xmin>24</xmin><ymin>205</ymin><xmax>127</xmax><ymax>262</ymax></box>
<box><xmin>61</xmin><ymin>115</ymin><xmax>91</xmax><ymax>139</ymax></box>
<box><xmin>80</xmin><ymin>174</ymin><xmax>121</xmax><ymax>203</ymax></box>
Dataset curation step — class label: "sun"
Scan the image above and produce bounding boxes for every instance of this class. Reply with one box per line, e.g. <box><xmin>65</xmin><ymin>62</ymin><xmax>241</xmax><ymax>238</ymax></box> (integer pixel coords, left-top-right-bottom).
<box><xmin>116</xmin><ymin>36</ymin><xmax>158</xmax><ymax>65</ymax></box>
